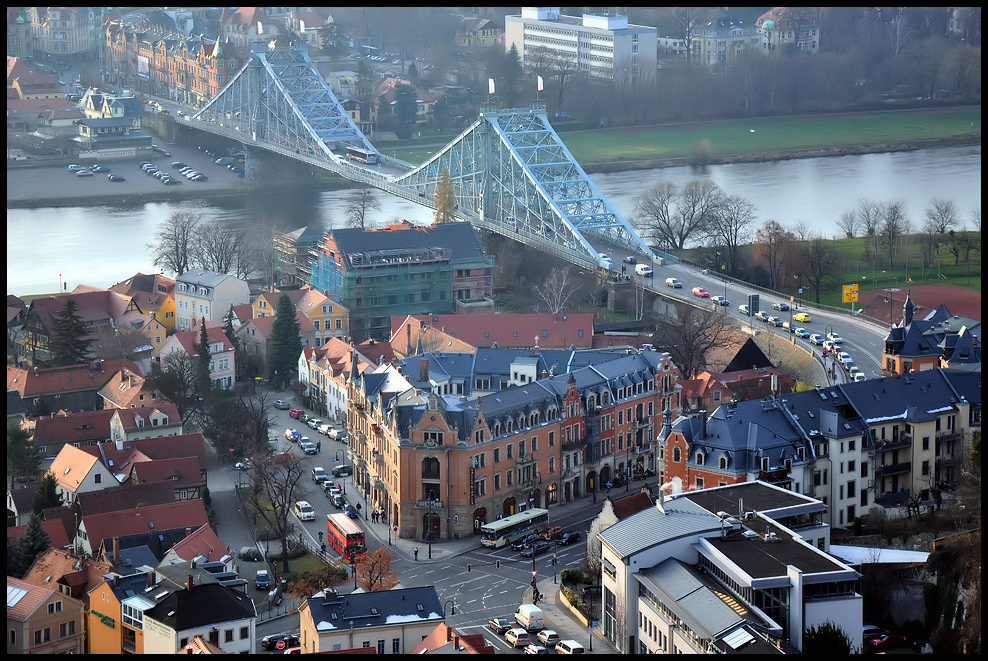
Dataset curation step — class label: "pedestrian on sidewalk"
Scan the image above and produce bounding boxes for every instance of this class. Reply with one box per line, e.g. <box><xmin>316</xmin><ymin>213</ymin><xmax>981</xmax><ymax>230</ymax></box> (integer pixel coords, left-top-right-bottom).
<box><xmin>414</xmin><ymin>548</ymin><xmax>419</xmax><ymax>561</ymax></box>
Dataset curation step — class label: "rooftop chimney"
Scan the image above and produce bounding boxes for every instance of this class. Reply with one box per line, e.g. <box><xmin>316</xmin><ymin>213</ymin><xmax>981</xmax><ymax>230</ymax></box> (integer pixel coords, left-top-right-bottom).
<box><xmin>113</xmin><ymin>537</ymin><xmax>120</xmax><ymax>563</ymax></box>
<box><xmin>699</xmin><ymin>409</ymin><xmax>707</xmax><ymax>440</ymax></box>
<box><xmin>113</xmin><ymin>574</ymin><xmax>120</xmax><ymax>587</ymax></box>
<box><xmin>147</xmin><ymin>571</ymin><xmax>156</xmax><ymax>588</ymax></box>
<box><xmin>420</xmin><ymin>357</ymin><xmax>429</xmax><ymax>382</ymax></box>
<box><xmin>186</xmin><ymin>574</ymin><xmax>193</xmax><ymax>591</ymax></box>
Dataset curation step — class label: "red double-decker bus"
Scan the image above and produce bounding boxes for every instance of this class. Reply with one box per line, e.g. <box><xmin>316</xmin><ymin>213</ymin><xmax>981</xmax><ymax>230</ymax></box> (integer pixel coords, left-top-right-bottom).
<box><xmin>326</xmin><ymin>513</ymin><xmax>366</xmax><ymax>562</ymax></box>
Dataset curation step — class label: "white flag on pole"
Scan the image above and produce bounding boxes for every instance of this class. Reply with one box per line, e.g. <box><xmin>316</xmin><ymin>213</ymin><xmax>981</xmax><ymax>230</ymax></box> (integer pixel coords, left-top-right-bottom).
<box><xmin>488</xmin><ymin>78</ymin><xmax>495</xmax><ymax>95</ymax></box>
<box><xmin>257</xmin><ymin>20</ymin><xmax>263</xmax><ymax>35</ymax></box>
<box><xmin>537</xmin><ymin>75</ymin><xmax>544</xmax><ymax>92</ymax></box>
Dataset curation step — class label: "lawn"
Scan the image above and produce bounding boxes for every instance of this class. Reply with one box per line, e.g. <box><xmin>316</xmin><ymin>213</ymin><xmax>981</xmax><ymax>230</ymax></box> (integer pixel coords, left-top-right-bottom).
<box><xmin>374</xmin><ymin>107</ymin><xmax>981</xmax><ymax>167</ymax></box>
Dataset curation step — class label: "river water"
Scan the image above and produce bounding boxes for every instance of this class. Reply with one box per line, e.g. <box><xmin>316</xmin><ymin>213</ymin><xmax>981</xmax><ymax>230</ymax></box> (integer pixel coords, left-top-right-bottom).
<box><xmin>6</xmin><ymin>145</ymin><xmax>980</xmax><ymax>296</ymax></box>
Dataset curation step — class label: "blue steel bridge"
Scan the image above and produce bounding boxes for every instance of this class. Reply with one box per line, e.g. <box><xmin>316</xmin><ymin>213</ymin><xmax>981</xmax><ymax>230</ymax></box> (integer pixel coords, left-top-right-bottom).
<box><xmin>189</xmin><ymin>43</ymin><xmax>658</xmax><ymax>271</ymax></box>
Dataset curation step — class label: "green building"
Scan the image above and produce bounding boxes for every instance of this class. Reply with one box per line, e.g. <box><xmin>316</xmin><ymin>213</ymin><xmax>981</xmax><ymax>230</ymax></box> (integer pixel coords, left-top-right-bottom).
<box><xmin>310</xmin><ymin>221</ymin><xmax>494</xmax><ymax>341</ymax></box>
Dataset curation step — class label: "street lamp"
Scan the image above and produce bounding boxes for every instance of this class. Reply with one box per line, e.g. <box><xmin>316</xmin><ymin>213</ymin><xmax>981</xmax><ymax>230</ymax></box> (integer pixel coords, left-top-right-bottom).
<box><xmin>349</xmin><ymin>551</ymin><xmax>358</xmax><ymax>590</ymax></box>
<box><xmin>443</xmin><ymin>599</ymin><xmax>456</xmax><ymax>616</ymax></box>
<box><xmin>426</xmin><ymin>492</ymin><xmax>440</xmax><ymax>559</ymax></box>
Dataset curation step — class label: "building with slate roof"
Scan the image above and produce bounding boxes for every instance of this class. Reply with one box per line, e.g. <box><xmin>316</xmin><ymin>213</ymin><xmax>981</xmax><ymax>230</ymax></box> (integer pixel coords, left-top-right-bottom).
<box><xmin>663</xmin><ymin>368</ymin><xmax>977</xmax><ymax>528</ymax></box>
<box><xmin>598</xmin><ymin>481</ymin><xmax>859</xmax><ymax>654</ymax></box>
<box><xmin>87</xmin><ymin>568</ymin><xmax>174</xmax><ymax>654</ymax></box>
<box><xmin>142</xmin><ymin>576</ymin><xmax>256</xmax><ymax>653</ymax></box>
<box><xmin>882</xmin><ymin>294</ymin><xmax>980</xmax><ymax>376</ymax></box>
<box><xmin>298</xmin><ymin>585</ymin><xmax>443</xmax><ymax>654</ymax></box>
<box><xmin>310</xmin><ymin>222</ymin><xmax>495</xmax><ymax>341</ymax></box>
<box><xmin>347</xmin><ymin>346</ymin><xmax>680</xmax><ymax>541</ymax></box>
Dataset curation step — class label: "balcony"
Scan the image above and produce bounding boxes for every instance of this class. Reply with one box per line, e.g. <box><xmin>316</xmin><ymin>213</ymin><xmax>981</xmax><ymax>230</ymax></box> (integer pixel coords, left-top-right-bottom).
<box><xmin>516</xmin><ymin>452</ymin><xmax>536</xmax><ymax>466</ymax></box>
<box><xmin>873</xmin><ymin>436</ymin><xmax>911</xmax><ymax>452</ymax></box>
<box><xmin>875</xmin><ymin>488</ymin><xmax>909</xmax><ymax>506</ymax></box>
<box><xmin>634</xmin><ymin>416</ymin><xmax>650</xmax><ymax>429</ymax></box>
<box><xmin>876</xmin><ymin>461</ymin><xmax>911</xmax><ymax>477</ymax></box>
<box><xmin>936</xmin><ymin>430</ymin><xmax>961</xmax><ymax>442</ymax></box>
<box><xmin>415</xmin><ymin>499</ymin><xmax>444</xmax><ymax>510</ymax></box>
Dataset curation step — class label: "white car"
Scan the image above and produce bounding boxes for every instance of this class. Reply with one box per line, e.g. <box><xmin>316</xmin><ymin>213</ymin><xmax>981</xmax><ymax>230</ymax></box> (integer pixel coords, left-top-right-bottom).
<box><xmin>306</xmin><ymin>417</ymin><xmax>323</xmax><ymax>429</ymax></box>
<box><xmin>293</xmin><ymin>500</ymin><xmax>315</xmax><ymax>521</ymax></box>
<box><xmin>838</xmin><ymin>351</ymin><xmax>853</xmax><ymax>366</ymax></box>
<box><xmin>711</xmin><ymin>295</ymin><xmax>729</xmax><ymax>306</ymax></box>
<box><xmin>317</xmin><ymin>423</ymin><xmax>333</xmax><ymax>436</ymax></box>
<box><xmin>809</xmin><ymin>334</ymin><xmax>825</xmax><ymax>345</ymax></box>
<box><xmin>826</xmin><ymin>332</ymin><xmax>844</xmax><ymax>344</ymax></box>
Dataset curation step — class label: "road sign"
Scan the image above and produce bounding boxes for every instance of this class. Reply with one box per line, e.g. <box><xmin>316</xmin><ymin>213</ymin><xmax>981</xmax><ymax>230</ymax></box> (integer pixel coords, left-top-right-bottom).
<box><xmin>276</xmin><ymin>640</ymin><xmax>286</xmax><ymax>649</ymax></box>
<box><xmin>748</xmin><ymin>293</ymin><xmax>760</xmax><ymax>313</ymax></box>
<box><xmin>842</xmin><ymin>284</ymin><xmax>859</xmax><ymax>303</ymax></box>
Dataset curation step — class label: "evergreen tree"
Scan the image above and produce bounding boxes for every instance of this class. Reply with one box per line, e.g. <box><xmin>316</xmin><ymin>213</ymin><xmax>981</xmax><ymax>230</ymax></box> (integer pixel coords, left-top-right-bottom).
<box><xmin>269</xmin><ymin>294</ymin><xmax>303</xmax><ymax>389</ymax></box>
<box><xmin>31</xmin><ymin>470</ymin><xmax>62</xmax><ymax>514</ymax></box>
<box><xmin>9</xmin><ymin>513</ymin><xmax>51</xmax><ymax>578</ymax></box>
<box><xmin>49</xmin><ymin>298</ymin><xmax>94</xmax><ymax>366</ymax></box>
<box><xmin>433</xmin><ymin>167</ymin><xmax>457</xmax><ymax>224</ymax></box>
<box><xmin>196</xmin><ymin>318</ymin><xmax>213</xmax><ymax>392</ymax></box>
<box><xmin>6</xmin><ymin>422</ymin><xmax>40</xmax><ymax>489</ymax></box>
<box><xmin>223</xmin><ymin>305</ymin><xmax>239</xmax><ymax>354</ymax></box>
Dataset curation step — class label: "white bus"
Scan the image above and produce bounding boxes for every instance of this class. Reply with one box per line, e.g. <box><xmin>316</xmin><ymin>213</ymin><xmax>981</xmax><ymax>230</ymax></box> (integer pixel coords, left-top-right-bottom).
<box><xmin>480</xmin><ymin>508</ymin><xmax>550</xmax><ymax>548</ymax></box>
<box><xmin>345</xmin><ymin>146</ymin><xmax>378</xmax><ymax>164</ymax></box>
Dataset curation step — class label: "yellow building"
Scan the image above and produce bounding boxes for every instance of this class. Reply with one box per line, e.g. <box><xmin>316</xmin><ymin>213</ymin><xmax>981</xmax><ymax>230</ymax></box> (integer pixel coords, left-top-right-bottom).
<box><xmin>255</xmin><ymin>286</ymin><xmax>349</xmax><ymax>346</ymax></box>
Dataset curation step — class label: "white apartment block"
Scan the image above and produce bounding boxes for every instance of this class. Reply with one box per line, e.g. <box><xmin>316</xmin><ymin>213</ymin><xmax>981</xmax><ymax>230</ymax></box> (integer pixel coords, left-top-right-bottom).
<box><xmin>504</xmin><ymin>7</ymin><xmax>657</xmax><ymax>82</ymax></box>
<box><xmin>173</xmin><ymin>269</ymin><xmax>249</xmax><ymax>332</ymax></box>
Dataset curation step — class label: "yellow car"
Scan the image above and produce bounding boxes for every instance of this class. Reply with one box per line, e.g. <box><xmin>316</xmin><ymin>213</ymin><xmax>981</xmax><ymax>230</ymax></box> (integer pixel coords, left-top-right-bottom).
<box><xmin>793</xmin><ymin>312</ymin><xmax>812</xmax><ymax>323</ymax></box>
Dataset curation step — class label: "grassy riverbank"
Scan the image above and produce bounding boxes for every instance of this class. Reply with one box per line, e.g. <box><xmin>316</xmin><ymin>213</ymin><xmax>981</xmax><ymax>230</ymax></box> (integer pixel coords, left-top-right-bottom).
<box><xmin>376</xmin><ymin>107</ymin><xmax>981</xmax><ymax>170</ymax></box>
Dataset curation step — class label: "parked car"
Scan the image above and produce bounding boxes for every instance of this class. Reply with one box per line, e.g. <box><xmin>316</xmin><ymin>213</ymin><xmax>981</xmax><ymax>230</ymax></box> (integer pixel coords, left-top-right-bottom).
<box><xmin>317</xmin><ymin>423</ymin><xmax>333</xmax><ymax>436</ymax></box>
<box><xmin>754</xmin><ymin>311</ymin><xmax>770</xmax><ymax>322</ymax></box>
<box><xmin>865</xmin><ymin>633</ymin><xmax>908</xmax><ymax>651</ymax></box>
<box><xmin>328</xmin><ymin>428</ymin><xmax>348</xmax><ymax>442</ymax></box>
<box><xmin>306</xmin><ymin>417</ymin><xmax>323</xmax><ymax>429</ymax></box>
<box><xmin>301</xmin><ymin>441</ymin><xmax>318</xmax><ymax>455</ymax></box>
<box><xmin>771</xmin><ymin>302</ymin><xmax>790</xmax><ymax>311</ymax></box>
<box><xmin>289</xmin><ymin>408</ymin><xmax>305</xmax><ymax>419</ymax></box>
<box><xmin>537</xmin><ymin>629</ymin><xmax>560</xmax><ymax>647</ymax></box>
<box><xmin>556</xmin><ymin>531</ymin><xmax>582</xmax><ymax>546</ymax></box>
<box><xmin>274</xmin><ymin>399</ymin><xmax>290</xmax><ymax>410</ymax></box>
<box><xmin>108</xmin><ymin>174</ymin><xmax>125</xmax><ymax>182</ymax></box>
<box><xmin>238</xmin><ymin>546</ymin><xmax>263</xmax><ymax>562</ymax></box>
<box><xmin>332</xmin><ymin>464</ymin><xmax>353</xmax><ymax>477</ymax></box>
<box><xmin>255</xmin><ymin>569</ymin><xmax>271</xmax><ymax>590</ymax></box>
<box><xmin>809</xmin><ymin>333</ymin><xmax>825</xmax><ymax>345</ymax></box>
<box><xmin>511</xmin><ymin>533</ymin><xmax>543</xmax><ymax>551</ymax></box>
<box><xmin>261</xmin><ymin>633</ymin><xmax>300</xmax><ymax>650</ymax></box>
<box><xmin>794</xmin><ymin>328</ymin><xmax>810</xmax><ymax>338</ymax></box>
<box><xmin>541</xmin><ymin>525</ymin><xmax>563</xmax><ymax>541</ymax></box>
<box><xmin>67</xmin><ymin>164</ymin><xmax>85</xmax><ymax>172</ymax></box>
<box><xmin>75</xmin><ymin>169</ymin><xmax>93</xmax><ymax>177</ymax></box>
<box><xmin>826</xmin><ymin>332</ymin><xmax>844</xmax><ymax>344</ymax></box>
<box><xmin>520</xmin><ymin>540</ymin><xmax>553</xmax><ymax>557</ymax></box>
<box><xmin>711</xmin><ymin>295</ymin><xmax>729</xmax><ymax>306</ymax></box>
<box><xmin>505</xmin><ymin>629</ymin><xmax>532</xmax><ymax>648</ymax></box>
<box><xmin>488</xmin><ymin>618</ymin><xmax>513</xmax><ymax>635</ymax></box>
<box><xmin>691</xmin><ymin>286</ymin><xmax>710</xmax><ymax>298</ymax></box>
<box><xmin>90</xmin><ymin>164</ymin><xmax>109</xmax><ymax>173</ymax></box>
<box><xmin>793</xmin><ymin>312</ymin><xmax>812</xmax><ymax>323</ymax></box>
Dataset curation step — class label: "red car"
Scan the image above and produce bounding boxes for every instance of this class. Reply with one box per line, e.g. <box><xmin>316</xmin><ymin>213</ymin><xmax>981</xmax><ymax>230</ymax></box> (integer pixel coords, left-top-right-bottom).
<box><xmin>691</xmin><ymin>286</ymin><xmax>710</xmax><ymax>298</ymax></box>
<box><xmin>541</xmin><ymin>525</ymin><xmax>563</xmax><ymax>541</ymax></box>
<box><xmin>865</xmin><ymin>633</ymin><xmax>907</xmax><ymax>651</ymax></box>
<box><xmin>289</xmin><ymin>409</ymin><xmax>305</xmax><ymax>420</ymax></box>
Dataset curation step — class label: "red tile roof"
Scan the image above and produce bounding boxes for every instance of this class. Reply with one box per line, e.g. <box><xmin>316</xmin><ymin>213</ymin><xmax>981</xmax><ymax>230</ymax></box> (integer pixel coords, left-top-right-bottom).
<box><xmin>31</xmin><ymin>408</ymin><xmax>117</xmax><ymax>444</ymax></box>
<box><xmin>21</xmin><ymin>549</ymin><xmax>115</xmax><ymax>608</ymax></box>
<box><xmin>82</xmin><ymin>433</ymin><xmax>207</xmax><ymax>472</ymax></box>
<box><xmin>7</xmin><ymin>359</ymin><xmax>142</xmax><ymax>398</ymax></box>
<box><xmin>395</xmin><ymin>313</ymin><xmax>594</xmax><ymax>350</ymax></box>
<box><xmin>6</xmin><ymin>517</ymin><xmax>72</xmax><ymax>550</ymax></box>
<box><xmin>166</xmin><ymin>324</ymin><xmax>235</xmax><ymax>356</ymax></box>
<box><xmin>74</xmin><ymin>482</ymin><xmax>176</xmax><ymax>516</ymax></box>
<box><xmin>167</xmin><ymin>524</ymin><xmax>230</xmax><ymax>564</ymax></box>
<box><xmin>82</xmin><ymin>500</ymin><xmax>209</xmax><ymax>556</ymax></box>
<box><xmin>130</xmin><ymin>456</ymin><xmax>201</xmax><ymax>487</ymax></box>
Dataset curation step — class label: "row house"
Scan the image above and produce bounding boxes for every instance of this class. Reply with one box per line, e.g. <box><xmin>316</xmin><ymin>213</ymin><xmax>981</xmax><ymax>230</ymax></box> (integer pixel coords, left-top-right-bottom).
<box><xmin>664</xmin><ymin>368</ymin><xmax>980</xmax><ymax>528</ymax></box>
<box><xmin>173</xmin><ymin>269</ymin><xmax>250</xmax><ymax>333</ymax></box>
<box><xmin>24</xmin><ymin>6</ymin><xmax>102</xmax><ymax>69</ymax></box>
<box><xmin>298</xmin><ymin>337</ymin><xmax>375</xmax><ymax>424</ymax></box>
<box><xmin>8</xmin><ymin>358</ymin><xmax>142</xmax><ymax>414</ymax></box>
<box><xmin>110</xmin><ymin>273</ymin><xmax>177</xmax><ymax>333</ymax></box>
<box><xmin>253</xmin><ymin>286</ymin><xmax>349</xmax><ymax>346</ymax></box>
<box><xmin>346</xmin><ymin>347</ymin><xmax>680</xmax><ymax>542</ymax></box>
<box><xmin>158</xmin><ymin>324</ymin><xmax>236</xmax><ymax>389</ymax></box>
<box><xmin>6</xmin><ymin>576</ymin><xmax>86</xmax><ymax>654</ymax></box>
<box><xmin>101</xmin><ymin>23</ymin><xmax>249</xmax><ymax>109</ymax></box>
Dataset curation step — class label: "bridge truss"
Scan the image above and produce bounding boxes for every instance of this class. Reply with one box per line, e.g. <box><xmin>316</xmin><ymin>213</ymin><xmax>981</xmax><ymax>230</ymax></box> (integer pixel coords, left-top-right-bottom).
<box><xmin>189</xmin><ymin>44</ymin><xmax>656</xmax><ymax>268</ymax></box>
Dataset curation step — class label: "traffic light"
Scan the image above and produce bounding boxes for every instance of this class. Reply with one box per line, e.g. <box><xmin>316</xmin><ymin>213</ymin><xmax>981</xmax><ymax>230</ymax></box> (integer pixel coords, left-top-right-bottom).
<box><xmin>467</xmin><ymin>564</ymin><xmax>471</xmax><ymax>572</ymax></box>
<box><xmin>531</xmin><ymin>579</ymin><xmax>537</xmax><ymax>589</ymax></box>
<box><xmin>495</xmin><ymin>560</ymin><xmax>501</xmax><ymax>569</ymax></box>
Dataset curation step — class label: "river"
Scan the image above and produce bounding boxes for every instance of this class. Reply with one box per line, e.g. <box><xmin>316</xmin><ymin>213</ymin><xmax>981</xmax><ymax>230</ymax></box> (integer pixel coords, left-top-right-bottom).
<box><xmin>6</xmin><ymin>145</ymin><xmax>981</xmax><ymax>297</ymax></box>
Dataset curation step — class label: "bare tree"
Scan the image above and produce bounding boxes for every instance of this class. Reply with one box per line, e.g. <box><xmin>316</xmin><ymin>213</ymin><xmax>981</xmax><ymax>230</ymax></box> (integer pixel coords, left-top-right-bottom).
<box><xmin>672</xmin><ymin>7</ymin><xmax>710</xmax><ymax>66</ymax></box>
<box><xmin>242</xmin><ymin>453</ymin><xmax>310</xmax><ymax>575</ymax></box>
<box><xmin>148</xmin><ymin>210</ymin><xmax>202</xmax><ymax>276</ymax></box>
<box><xmin>879</xmin><ymin>200</ymin><xmax>910</xmax><ymax>272</ymax></box>
<box><xmin>856</xmin><ymin>199</ymin><xmax>882</xmax><ymax>261</ymax></box>
<box><xmin>925</xmin><ymin>198</ymin><xmax>958</xmax><ymax>236</ymax></box>
<box><xmin>677</xmin><ymin>179</ymin><xmax>724</xmax><ymax>248</ymax></box>
<box><xmin>753</xmin><ymin>220</ymin><xmax>798</xmax><ymax>291</ymax></box>
<box><xmin>836</xmin><ymin>210</ymin><xmax>858</xmax><ymax>239</ymax></box>
<box><xmin>802</xmin><ymin>237</ymin><xmax>840</xmax><ymax>304</ymax></box>
<box><xmin>653</xmin><ymin>303</ymin><xmax>732</xmax><ymax>379</ymax></box>
<box><xmin>192</xmin><ymin>220</ymin><xmax>244</xmax><ymax>274</ymax></box>
<box><xmin>345</xmin><ymin>188</ymin><xmax>381</xmax><ymax>229</ymax></box>
<box><xmin>532</xmin><ymin>266</ymin><xmax>581</xmax><ymax>313</ymax></box>
<box><xmin>634</xmin><ymin>181</ymin><xmax>676</xmax><ymax>249</ymax></box>
<box><xmin>148</xmin><ymin>352</ymin><xmax>208</xmax><ymax>427</ymax></box>
<box><xmin>709</xmin><ymin>194</ymin><xmax>755</xmax><ymax>272</ymax></box>
<box><xmin>634</xmin><ymin>179</ymin><xmax>722</xmax><ymax>250</ymax></box>
<box><xmin>790</xmin><ymin>220</ymin><xmax>813</xmax><ymax>242</ymax></box>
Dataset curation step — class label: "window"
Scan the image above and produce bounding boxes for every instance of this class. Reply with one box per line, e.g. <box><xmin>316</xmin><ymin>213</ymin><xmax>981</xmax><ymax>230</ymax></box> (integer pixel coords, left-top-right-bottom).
<box><xmin>393</xmin><ymin>639</ymin><xmax>400</xmax><ymax>654</ymax></box>
<box><xmin>48</xmin><ymin>601</ymin><xmax>62</xmax><ymax>614</ymax></box>
<box><xmin>673</xmin><ymin>446</ymin><xmax>681</xmax><ymax>462</ymax></box>
<box><xmin>225</xmin><ymin>629</ymin><xmax>234</xmax><ymax>643</ymax></box>
<box><xmin>94</xmin><ymin>474</ymin><xmax>101</xmax><ymax>484</ymax></box>
<box><xmin>377</xmin><ymin>640</ymin><xmax>385</xmax><ymax>654</ymax></box>
<box><xmin>494</xmin><ymin>473</ymin><xmax>501</xmax><ymax>491</ymax></box>
<box><xmin>493</xmin><ymin>448</ymin><xmax>500</xmax><ymax>463</ymax></box>
<box><xmin>507</xmin><ymin>444</ymin><xmax>513</xmax><ymax>459</ymax></box>
<box><xmin>240</xmin><ymin>626</ymin><xmax>249</xmax><ymax>639</ymax></box>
